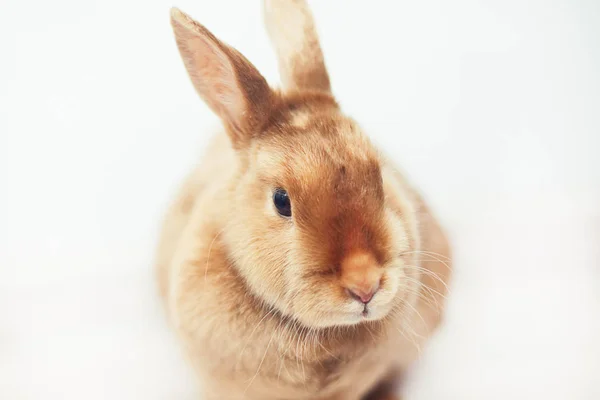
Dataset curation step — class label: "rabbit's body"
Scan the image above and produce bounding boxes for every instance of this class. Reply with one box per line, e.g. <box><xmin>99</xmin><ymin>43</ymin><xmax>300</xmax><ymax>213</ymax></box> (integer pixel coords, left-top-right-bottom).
<box><xmin>158</xmin><ymin>2</ymin><xmax>451</xmax><ymax>399</ymax></box>
<box><xmin>157</xmin><ymin>130</ymin><xmax>450</xmax><ymax>400</ymax></box>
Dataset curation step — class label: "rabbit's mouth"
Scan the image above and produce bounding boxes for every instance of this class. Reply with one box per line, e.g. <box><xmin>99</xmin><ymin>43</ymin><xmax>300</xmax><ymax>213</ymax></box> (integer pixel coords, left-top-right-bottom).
<box><xmin>360</xmin><ymin>301</ymin><xmax>395</xmax><ymax>322</ymax></box>
<box><xmin>335</xmin><ymin>297</ymin><xmax>397</xmax><ymax>326</ymax></box>
<box><xmin>362</xmin><ymin>304</ymin><xmax>370</xmax><ymax>317</ymax></box>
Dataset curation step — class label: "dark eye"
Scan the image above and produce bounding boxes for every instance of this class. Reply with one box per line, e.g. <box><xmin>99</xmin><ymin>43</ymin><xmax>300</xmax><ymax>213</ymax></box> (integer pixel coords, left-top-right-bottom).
<box><xmin>273</xmin><ymin>188</ymin><xmax>291</xmax><ymax>217</ymax></box>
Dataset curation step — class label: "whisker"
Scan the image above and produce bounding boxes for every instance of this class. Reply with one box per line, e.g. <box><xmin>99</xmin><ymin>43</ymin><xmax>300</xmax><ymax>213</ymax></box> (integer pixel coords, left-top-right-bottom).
<box><xmin>400</xmin><ymin>250</ymin><xmax>452</xmax><ymax>271</ymax></box>
<box><xmin>244</xmin><ymin>313</ymin><xmax>278</xmax><ymax>394</ymax></box>
<box><xmin>400</xmin><ymin>286</ymin><xmax>440</xmax><ymax>310</ymax></box>
<box><xmin>402</xmin><ymin>276</ymin><xmax>448</xmax><ymax>302</ymax></box>
<box><xmin>235</xmin><ymin>305</ymin><xmax>278</xmax><ymax>370</ymax></box>
<box><xmin>401</xmin><ymin>297</ymin><xmax>427</xmax><ymax>332</ymax></box>
<box><xmin>401</xmin><ymin>249</ymin><xmax>451</xmax><ymax>261</ymax></box>
<box><xmin>394</xmin><ymin>322</ymin><xmax>421</xmax><ymax>356</ymax></box>
<box><xmin>402</xmin><ymin>265</ymin><xmax>452</xmax><ymax>294</ymax></box>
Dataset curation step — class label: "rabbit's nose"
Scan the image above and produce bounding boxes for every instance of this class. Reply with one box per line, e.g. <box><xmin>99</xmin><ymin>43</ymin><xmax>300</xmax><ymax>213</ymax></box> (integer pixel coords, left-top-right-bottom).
<box><xmin>339</xmin><ymin>250</ymin><xmax>383</xmax><ymax>304</ymax></box>
<box><xmin>346</xmin><ymin>284</ymin><xmax>379</xmax><ymax>304</ymax></box>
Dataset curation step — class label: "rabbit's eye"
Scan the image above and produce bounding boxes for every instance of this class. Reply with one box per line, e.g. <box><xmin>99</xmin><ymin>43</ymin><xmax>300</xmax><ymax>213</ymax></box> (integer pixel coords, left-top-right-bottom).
<box><xmin>273</xmin><ymin>188</ymin><xmax>291</xmax><ymax>217</ymax></box>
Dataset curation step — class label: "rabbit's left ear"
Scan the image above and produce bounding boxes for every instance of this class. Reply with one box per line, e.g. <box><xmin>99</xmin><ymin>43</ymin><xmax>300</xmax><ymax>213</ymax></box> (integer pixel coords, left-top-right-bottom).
<box><xmin>170</xmin><ymin>8</ymin><xmax>275</xmax><ymax>148</ymax></box>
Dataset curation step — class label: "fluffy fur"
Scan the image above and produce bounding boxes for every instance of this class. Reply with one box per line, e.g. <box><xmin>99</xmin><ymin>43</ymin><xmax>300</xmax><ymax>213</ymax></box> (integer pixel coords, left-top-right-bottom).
<box><xmin>157</xmin><ymin>2</ymin><xmax>452</xmax><ymax>399</ymax></box>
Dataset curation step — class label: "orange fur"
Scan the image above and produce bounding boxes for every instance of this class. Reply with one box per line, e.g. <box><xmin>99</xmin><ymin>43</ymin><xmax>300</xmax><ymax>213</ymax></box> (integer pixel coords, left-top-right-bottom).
<box><xmin>157</xmin><ymin>3</ymin><xmax>452</xmax><ymax>399</ymax></box>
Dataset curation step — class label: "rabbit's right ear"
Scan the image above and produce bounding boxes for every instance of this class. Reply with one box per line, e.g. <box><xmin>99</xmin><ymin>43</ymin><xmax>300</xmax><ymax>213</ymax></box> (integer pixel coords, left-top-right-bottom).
<box><xmin>170</xmin><ymin>8</ymin><xmax>275</xmax><ymax>148</ymax></box>
<box><xmin>264</xmin><ymin>0</ymin><xmax>331</xmax><ymax>93</ymax></box>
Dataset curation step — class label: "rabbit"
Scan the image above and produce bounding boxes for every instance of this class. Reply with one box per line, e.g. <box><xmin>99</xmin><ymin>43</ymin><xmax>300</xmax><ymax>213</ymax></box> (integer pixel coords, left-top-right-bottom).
<box><xmin>156</xmin><ymin>1</ymin><xmax>452</xmax><ymax>399</ymax></box>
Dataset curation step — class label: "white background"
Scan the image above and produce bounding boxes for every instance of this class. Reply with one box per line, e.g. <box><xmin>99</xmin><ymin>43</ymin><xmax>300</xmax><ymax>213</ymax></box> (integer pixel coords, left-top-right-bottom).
<box><xmin>1</xmin><ymin>0</ymin><xmax>599</xmax><ymax>399</ymax></box>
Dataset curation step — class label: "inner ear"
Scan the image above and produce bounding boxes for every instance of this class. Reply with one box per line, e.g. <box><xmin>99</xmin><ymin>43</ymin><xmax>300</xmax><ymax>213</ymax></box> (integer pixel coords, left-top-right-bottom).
<box><xmin>171</xmin><ymin>8</ymin><xmax>276</xmax><ymax>147</ymax></box>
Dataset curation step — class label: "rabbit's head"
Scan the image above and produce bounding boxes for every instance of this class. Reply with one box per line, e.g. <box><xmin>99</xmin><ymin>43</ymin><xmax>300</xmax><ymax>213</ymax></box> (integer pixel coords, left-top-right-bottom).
<box><xmin>170</xmin><ymin>1</ymin><xmax>420</xmax><ymax>328</ymax></box>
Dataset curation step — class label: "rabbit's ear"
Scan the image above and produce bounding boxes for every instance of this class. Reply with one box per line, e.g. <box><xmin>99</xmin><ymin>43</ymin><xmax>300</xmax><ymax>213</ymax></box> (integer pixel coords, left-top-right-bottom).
<box><xmin>263</xmin><ymin>0</ymin><xmax>331</xmax><ymax>93</ymax></box>
<box><xmin>171</xmin><ymin>8</ymin><xmax>275</xmax><ymax>148</ymax></box>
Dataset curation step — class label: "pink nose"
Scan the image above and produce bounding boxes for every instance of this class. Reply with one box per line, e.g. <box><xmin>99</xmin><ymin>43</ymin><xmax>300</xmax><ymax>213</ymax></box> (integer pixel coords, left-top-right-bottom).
<box><xmin>346</xmin><ymin>285</ymin><xmax>378</xmax><ymax>304</ymax></box>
